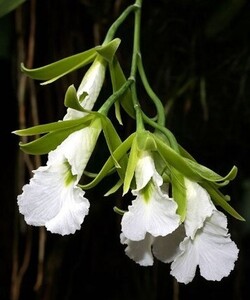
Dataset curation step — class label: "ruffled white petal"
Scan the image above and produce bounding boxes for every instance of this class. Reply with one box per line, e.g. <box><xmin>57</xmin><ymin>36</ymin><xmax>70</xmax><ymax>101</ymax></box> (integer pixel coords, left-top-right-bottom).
<box><xmin>184</xmin><ymin>179</ymin><xmax>214</xmax><ymax>238</ymax></box>
<box><xmin>18</xmin><ymin>162</ymin><xmax>90</xmax><ymax>235</ymax></box>
<box><xmin>120</xmin><ymin>232</ymin><xmax>154</xmax><ymax>266</ymax></box>
<box><xmin>197</xmin><ymin>210</ymin><xmax>239</xmax><ymax>281</ymax></box>
<box><xmin>135</xmin><ymin>151</ymin><xmax>162</xmax><ymax>191</ymax></box>
<box><xmin>170</xmin><ymin>236</ymin><xmax>199</xmax><ymax>284</ymax></box>
<box><xmin>121</xmin><ymin>182</ymin><xmax>180</xmax><ymax>241</ymax></box>
<box><xmin>153</xmin><ymin>225</ymin><xmax>186</xmax><ymax>263</ymax></box>
<box><xmin>63</xmin><ymin>58</ymin><xmax>106</xmax><ymax>120</ymax></box>
<box><xmin>170</xmin><ymin>210</ymin><xmax>239</xmax><ymax>283</ymax></box>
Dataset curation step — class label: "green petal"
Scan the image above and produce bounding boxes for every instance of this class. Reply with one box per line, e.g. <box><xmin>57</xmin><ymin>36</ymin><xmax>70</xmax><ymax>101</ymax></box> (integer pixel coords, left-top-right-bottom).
<box><xmin>64</xmin><ymin>84</ymin><xmax>87</xmax><ymax>112</ymax></box>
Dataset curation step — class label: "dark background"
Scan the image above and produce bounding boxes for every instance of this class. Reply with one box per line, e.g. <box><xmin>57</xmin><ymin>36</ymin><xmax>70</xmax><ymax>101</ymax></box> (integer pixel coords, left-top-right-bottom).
<box><xmin>1</xmin><ymin>0</ymin><xmax>250</xmax><ymax>299</ymax></box>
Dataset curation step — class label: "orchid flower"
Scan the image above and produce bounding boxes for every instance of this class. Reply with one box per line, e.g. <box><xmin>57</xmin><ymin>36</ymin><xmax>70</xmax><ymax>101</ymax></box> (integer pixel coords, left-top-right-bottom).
<box><xmin>17</xmin><ymin>57</ymin><xmax>106</xmax><ymax>235</ymax></box>
<box><xmin>121</xmin><ymin>151</ymin><xmax>180</xmax><ymax>241</ymax></box>
<box><xmin>168</xmin><ymin>179</ymin><xmax>239</xmax><ymax>284</ymax></box>
<box><xmin>18</xmin><ymin>119</ymin><xmax>102</xmax><ymax>235</ymax></box>
<box><xmin>121</xmin><ymin>178</ymin><xmax>239</xmax><ymax>284</ymax></box>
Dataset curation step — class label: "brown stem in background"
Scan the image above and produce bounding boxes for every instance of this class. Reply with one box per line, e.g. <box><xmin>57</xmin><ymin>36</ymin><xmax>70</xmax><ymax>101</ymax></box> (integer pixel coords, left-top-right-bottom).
<box><xmin>12</xmin><ymin>0</ymin><xmax>46</xmax><ymax>299</ymax></box>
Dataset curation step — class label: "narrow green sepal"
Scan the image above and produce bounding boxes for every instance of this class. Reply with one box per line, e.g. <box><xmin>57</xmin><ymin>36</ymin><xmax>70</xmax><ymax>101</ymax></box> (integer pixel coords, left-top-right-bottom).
<box><xmin>109</xmin><ymin>57</ymin><xmax>135</xmax><ymax>118</ymax></box>
<box><xmin>137</xmin><ymin>130</ymin><xmax>157</xmax><ymax>152</ymax></box>
<box><xmin>20</xmin><ymin>48</ymin><xmax>97</xmax><ymax>84</ymax></box>
<box><xmin>123</xmin><ymin>136</ymin><xmax>138</xmax><ymax>195</ymax></box>
<box><xmin>12</xmin><ymin>115</ymin><xmax>93</xmax><ymax>136</ymax></box>
<box><xmin>202</xmin><ymin>182</ymin><xmax>245</xmax><ymax>221</ymax></box>
<box><xmin>19</xmin><ymin>122</ymin><xmax>88</xmax><ymax>155</ymax></box>
<box><xmin>171</xmin><ymin>168</ymin><xmax>186</xmax><ymax>222</ymax></box>
<box><xmin>113</xmin><ymin>206</ymin><xmax>126</xmax><ymax>215</ymax></box>
<box><xmin>104</xmin><ymin>179</ymin><xmax>123</xmax><ymax>196</ymax></box>
<box><xmin>96</xmin><ymin>38</ymin><xmax>121</xmax><ymax>63</ymax></box>
<box><xmin>80</xmin><ymin>133</ymin><xmax>135</xmax><ymax>190</ymax></box>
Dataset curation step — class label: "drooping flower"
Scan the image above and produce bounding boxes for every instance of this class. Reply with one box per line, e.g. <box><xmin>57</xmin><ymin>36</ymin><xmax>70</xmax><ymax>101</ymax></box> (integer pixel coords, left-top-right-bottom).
<box><xmin>63</xmin><ymin>57</ymin><xmax>106</xmax><ymax>120</ymax></box>
<box><xmin>120</xmin><ymin>177</ymin><xmax>239</xmax><ymax>284</ymax></box>
<box><xmin>168</xmin><ymin>179</ymin><xmax>239</xmax><ymax>284</ymax></box>
<box><xmin>121</xmin><ymin>151</ymin><xmax>180</xmax><ymax>242</ymax></box>
<box><xmin>17</xmin><ymin>55</ymin><xmax>107</xmax><ymax>235</ymax></box>
<box><xmin>18</xmin><ymin>119</ymin><xmax>102</xmax><ymax>235</ymax></box>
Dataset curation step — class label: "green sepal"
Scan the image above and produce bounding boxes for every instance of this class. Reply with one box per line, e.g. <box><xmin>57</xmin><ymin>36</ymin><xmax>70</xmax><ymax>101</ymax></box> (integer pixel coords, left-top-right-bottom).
<box><xmin>80</xmin><ymin>133</ymin><xmax>135</xmax><ymax>190</ymax></box>
<box><xmin>123</xmin><ymin>136</ymin><xmax>138</xmax><ymax>195</ymax></box>
<box><xmin>185</xmin><ymin>159</ymin><xmax>238</xmax><ymax>184</ymax></box>
<box><xmin>109</xmin><ymin>57</ymin><xmax>135</xmax><ymax>118</ymax></box>
<box><xmin>113</xmin><ymin>206</ymin><xmax>126</xmax><ymax>215</ymax></box>
<box><xmin>171</xmin><ymin>168</ymin><xmax>186</xmax><ymax>222</ymax></box>
<box><xmin>13</xmin><ymin>114</ymin><xmax>93</xmax><ymax>136</ymax></box>
<box><xmin>20</xmin><ymin>48</ymin><xmax>97</xmax><ymax>85</ymax></box>
<box><xmin>104</xmin><ymin>178</ymin><xmax>123</xmax><ymax>196</ymax></box>
<box><xmin>100</xmin><ymin>115</ymin><xmax>124</xmax><ymax>169</ymax></box>
<box><xmin>179</xmin><ymin>144</ymin><xmax>238</xmax><ymax>185</ymax></box>
<box><xmin>96</xmin><ymin>38</ymin><xmax>121</xmax><ymax>63</ymax></box>
<box><xmin>137</xmin><ymin>130</ymin><xmax>157</xmax><ymax>152</ymax></box>
<box><xmin>64</xmin><ymin>84</ymin><xmax>87</xmax><ymax>112</ymax></box>
<box><xmin>154</xmin><ymin>134</ymin><xmax>201</xmax><ymax>181</ymax></box>
<box><xmin>19</xmin><ymin>122</ymin><xmax>89</xmax><ymax>155</ymax></box>
<box><xmin>202</xmin><ymin>182</ymin><xmax>245</xmax><ymax>221</ymax></box>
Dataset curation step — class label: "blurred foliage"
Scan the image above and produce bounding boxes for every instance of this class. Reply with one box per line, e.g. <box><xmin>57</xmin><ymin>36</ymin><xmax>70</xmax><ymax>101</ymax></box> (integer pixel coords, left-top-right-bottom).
<box><xmin>0</xmin><ymin>0</ymin><xmax>26</xmax><ymax>18</ymax></box>
<box><xmin>1</xmin><ymin>0</ymin><xmax>250</xmax><ymax>299</ymax></box>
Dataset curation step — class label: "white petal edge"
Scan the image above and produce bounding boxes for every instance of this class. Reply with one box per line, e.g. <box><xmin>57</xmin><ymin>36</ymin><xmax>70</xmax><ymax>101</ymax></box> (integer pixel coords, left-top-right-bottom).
<box><xmin>120</xmin><ymin>232</ymin><xmax>154</xmax><ymax>266</ymax></box>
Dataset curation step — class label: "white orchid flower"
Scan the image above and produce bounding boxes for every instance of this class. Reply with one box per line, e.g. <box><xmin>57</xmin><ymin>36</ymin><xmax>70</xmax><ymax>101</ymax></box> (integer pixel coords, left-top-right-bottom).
<box><xmin>63</xmin><ymin>57</ymin><xmax>106</xmax><ymax>120</ymax></box>
<box><xmin>18</xmin><ymin>119</ymin><xmax>102</xmax><ymax>235</ymax></box>
<box><xmin>121</xmin><ymin>151</ymin><xmax>180</xmax><ymax>242</ymax></box>
<box><xmin>154</xmin><ymin>179</ymin><xmax>239</xmax><ymax>284</ymax></box>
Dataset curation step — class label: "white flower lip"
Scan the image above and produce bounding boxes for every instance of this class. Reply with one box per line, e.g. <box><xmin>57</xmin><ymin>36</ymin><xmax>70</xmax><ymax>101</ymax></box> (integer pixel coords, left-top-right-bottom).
<box><xmin>121</xmin><ymin>151</ymin><xmax>180</xmax><ymax>241</ymax></box>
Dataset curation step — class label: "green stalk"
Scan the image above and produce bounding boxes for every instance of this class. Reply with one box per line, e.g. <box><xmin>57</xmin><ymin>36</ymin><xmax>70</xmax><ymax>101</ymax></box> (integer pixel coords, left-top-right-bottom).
<box><xmin>103</xmin><ymin>4</ymin><xmax>139</xmax><ymax>44</ymax></box>
<box><xmin>130</xmin><ymin>0</ymin><xmax>144</xmax><ymax>131</ymax></box>
<box><xmin>138</xmin><ymin>55</ymin><xmax>166</xmax><ymax>127</ymax></box>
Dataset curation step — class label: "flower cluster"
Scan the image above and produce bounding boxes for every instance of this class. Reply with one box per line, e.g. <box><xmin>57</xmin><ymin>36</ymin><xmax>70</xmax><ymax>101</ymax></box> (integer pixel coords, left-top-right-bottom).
<box><xmin>14</xmin><ymin>0</ymin><xmax>244</xmax><ymax>285</ymax></box>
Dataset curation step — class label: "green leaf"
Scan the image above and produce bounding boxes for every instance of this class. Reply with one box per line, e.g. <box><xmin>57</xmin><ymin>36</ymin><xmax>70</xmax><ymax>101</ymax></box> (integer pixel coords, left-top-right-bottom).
<box><xmin>13</xmin><ymin>115</ymin><xmax>93</xmax><ymax>136</ymax></box>
<box><xmin>96</xmin><ymin>38</ymin><xmax>121</xmax><ymax>63</ymax></box>
<box><xmin>20</xmin><ymin>48</ymin><xmax>97</xmax><ymax>84</ymax></box>
<box><xmin>0</xmin><ymin>0</ymin><xmax>26</xmax><ymax>18</ymax></box>
<box><xmin>109</xmin><ymin>57</ymin><xmax>135</xmax><ymax>118</ymax></box>
<box><xmin>19</xmin><ymin>122</ymin><xmax>89</xmax><ymax>155</ymax></box>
